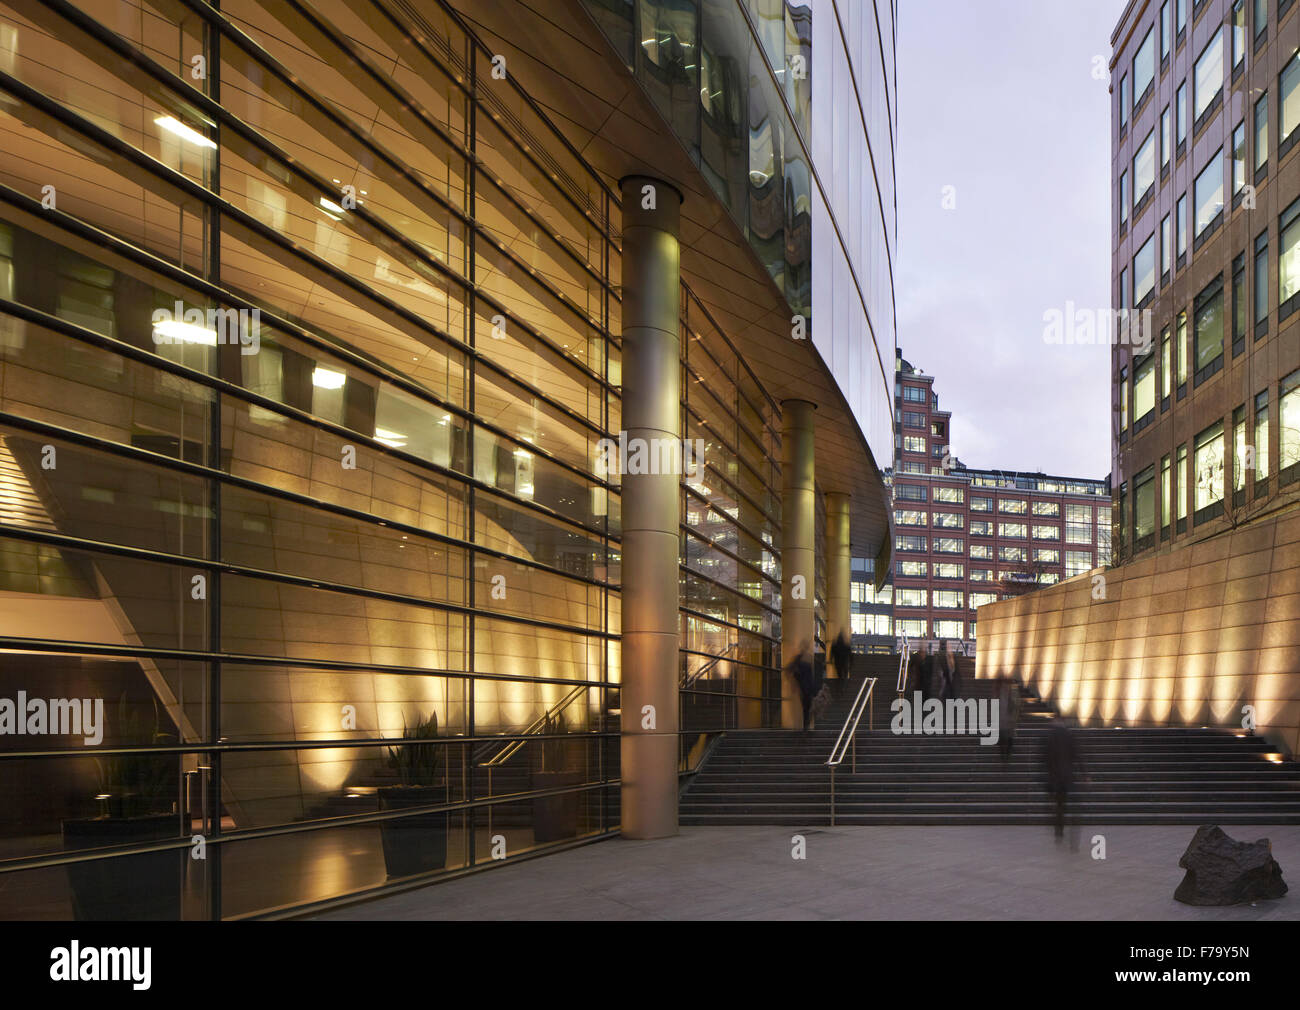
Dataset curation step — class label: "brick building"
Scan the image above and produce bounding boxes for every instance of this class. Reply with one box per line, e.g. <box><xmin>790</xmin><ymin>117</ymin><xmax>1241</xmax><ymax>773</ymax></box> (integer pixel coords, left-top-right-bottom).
<box><xmin>850</xmin><ymin>351</ymin><xmax>1112</xmax><ymax>656</ymax></box>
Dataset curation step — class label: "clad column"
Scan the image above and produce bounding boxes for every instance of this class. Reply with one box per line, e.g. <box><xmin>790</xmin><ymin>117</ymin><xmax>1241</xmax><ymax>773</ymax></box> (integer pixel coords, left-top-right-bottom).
<box><xmin>825</xmin><ymin>491</ymin><xmax>851</xmax><ymax>677</ymax></box>
<box><xmin>619</xmin><ymin>175</ymin><xmax>682</xmax><ymax>839</ymax></box>
<box><xmin>781</xmin><ymin>399</ymin><xmax>816</xmax><ymax>729</ymax></box>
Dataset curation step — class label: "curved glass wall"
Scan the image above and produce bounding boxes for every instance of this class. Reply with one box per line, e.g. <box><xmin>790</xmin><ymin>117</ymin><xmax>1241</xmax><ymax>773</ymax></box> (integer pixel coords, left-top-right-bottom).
<box><xmin>0</xmin><ymin>0</ymin><xmax>782</xmax><ymax>919</ymax></box>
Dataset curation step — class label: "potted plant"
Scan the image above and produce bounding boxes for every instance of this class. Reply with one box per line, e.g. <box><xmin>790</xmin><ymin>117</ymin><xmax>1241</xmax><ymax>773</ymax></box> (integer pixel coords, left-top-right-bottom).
<box><xmin>378</xmin><ymin>711</ymin><xmax>447</xmax><ymax>878</ymax></box>
<box><xmin>531</xmin><ymin>710</ymin><xmax>582</xmax><ymax>843</ymax></box>
<box><xmin>61</xmin><ymin>694</ymin><xmax>182</xmax><ymax>921</ymax></box>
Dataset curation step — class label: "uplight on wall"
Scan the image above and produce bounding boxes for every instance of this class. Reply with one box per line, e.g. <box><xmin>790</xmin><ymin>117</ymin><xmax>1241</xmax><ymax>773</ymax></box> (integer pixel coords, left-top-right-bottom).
<box><xmin>311</xmin><ymin>366</ymin><xmax>346</xmax><ymax>389</ymax></box>
<box><xmin>152</xmin><ymin>318</ymin><xmax>217</xmax><ymax>345</ymax></box>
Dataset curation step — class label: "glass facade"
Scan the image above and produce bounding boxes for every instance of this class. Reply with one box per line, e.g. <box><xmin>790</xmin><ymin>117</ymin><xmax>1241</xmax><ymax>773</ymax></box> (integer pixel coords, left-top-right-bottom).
<box><xmin>0</xmin><ymin>0</ymin><xmax>793</xmax><ymax>918</ymax></box>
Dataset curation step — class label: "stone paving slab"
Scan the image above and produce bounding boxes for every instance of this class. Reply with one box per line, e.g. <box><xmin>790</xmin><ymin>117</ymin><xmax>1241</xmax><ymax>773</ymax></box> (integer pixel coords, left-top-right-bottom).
<box><xmin>311</xmin><ymin>825</ymin><xmax>1300</xmax><ymax>921</ymax></box>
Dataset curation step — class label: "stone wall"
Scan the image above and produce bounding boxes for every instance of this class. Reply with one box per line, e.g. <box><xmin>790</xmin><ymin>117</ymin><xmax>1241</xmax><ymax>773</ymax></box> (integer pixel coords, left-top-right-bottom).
<box><xmin>977</xmin><ymin>506</ymin><xmax>1300</xmax><ymax>756</ymax></box>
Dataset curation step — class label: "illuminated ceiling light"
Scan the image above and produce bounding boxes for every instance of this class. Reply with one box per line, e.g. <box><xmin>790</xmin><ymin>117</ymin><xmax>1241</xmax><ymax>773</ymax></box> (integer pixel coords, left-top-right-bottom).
<box><xmin>152</xmin><ymin>318</ymin><xmax>217</xmax><ymax>345</ymax></box>
<box><xmin>374</xmin><ymin>427</ymin><xmax>407</xmax><ymax>448</ymax></box>
<box><xmin>318</xmin><ymin>196</ymin><xmax>346</xmax><ymax>219</ymax></box>
<box><xmin>514</xmin><ymin>448</ymin><xmax>533</xmax><ymax>459</ymax></box>
<box><xmin>311</xmin><ymin>367</ymin><xmax>346</xmax><ymax>389</ymax></box>
<box><xmin>155</xmin><ymin>115</ymin><xmax>217</xmax><ymax>149</ymax></box>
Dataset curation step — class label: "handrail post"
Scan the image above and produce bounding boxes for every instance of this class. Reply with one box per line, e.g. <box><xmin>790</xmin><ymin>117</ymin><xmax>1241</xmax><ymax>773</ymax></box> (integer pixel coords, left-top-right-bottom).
<box><xmin>829</xmin><ymin>766</ymin><xmax>836</xmax><ymax>827</ymax></box>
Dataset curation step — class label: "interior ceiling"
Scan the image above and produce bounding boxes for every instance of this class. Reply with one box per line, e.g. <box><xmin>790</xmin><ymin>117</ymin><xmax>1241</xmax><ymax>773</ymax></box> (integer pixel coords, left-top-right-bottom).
<box><xmin>442</xmin><ymin>0</ymin><xmax>892</xmax><ymax>558</ymax></box>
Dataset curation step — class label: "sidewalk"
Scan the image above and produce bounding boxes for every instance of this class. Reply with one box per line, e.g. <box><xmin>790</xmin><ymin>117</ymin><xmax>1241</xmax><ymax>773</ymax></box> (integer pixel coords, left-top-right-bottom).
<box><xmin>311</xmin><ymin>824</ymin><xmax>1299</xmax><ymax>920</ymax></box>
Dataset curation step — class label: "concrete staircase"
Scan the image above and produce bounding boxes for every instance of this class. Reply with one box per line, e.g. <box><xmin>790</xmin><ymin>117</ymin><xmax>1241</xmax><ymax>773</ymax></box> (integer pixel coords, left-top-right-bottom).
<box><xmin>679</xmin><ymin>673</ymin><xmax>1300</xmax><ymax>825</ymax></box>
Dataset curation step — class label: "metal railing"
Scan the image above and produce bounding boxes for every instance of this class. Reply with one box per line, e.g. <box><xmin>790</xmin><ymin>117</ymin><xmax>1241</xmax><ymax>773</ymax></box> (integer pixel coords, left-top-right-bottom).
<box><xmin>895</xmin><ymin>634</ymin><xmax>911</xmax><ymax>697</ymax></box>
<box><xmin>825</xmin><ymin>676</ymin><xmax>877</xmax><ymax>826</ymax></box>
<box><xmin>475</xmin><ymin>684</ymin><xmax>590</xmax><ymax>769</ymax></box>
<box><xmin>680</xmin><ymin>641</ymin><xmax>739</xmax><ymax>690</ymax></box>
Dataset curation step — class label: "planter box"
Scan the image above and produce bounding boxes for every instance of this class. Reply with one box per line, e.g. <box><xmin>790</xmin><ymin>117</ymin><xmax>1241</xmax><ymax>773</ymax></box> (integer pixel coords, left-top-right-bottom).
<box><xmin>61</xmin><ymin>813</ymin><xmax>182</xmax><ymax>921</ymax></box>
<box><xmin>532</xmin><ymin>770</ymin><xmax>582</xmax><ymax>843</ymax></box>
<box><xmin>378</xmin><ymin>785</ymin><xmax>448</xmax><ymax>879</ymax></box>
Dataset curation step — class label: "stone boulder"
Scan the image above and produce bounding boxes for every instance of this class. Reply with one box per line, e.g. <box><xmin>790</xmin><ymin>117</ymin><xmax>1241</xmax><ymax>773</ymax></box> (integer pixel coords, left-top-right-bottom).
<box><xmin>1174</xmin><ymin>825</ymin><xmax>1287</xmax><ymax>906</ymax></box>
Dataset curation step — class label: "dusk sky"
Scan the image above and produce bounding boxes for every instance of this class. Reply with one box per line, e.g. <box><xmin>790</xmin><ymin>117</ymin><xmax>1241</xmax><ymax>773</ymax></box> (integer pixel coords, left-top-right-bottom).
<box><xmin>896</xmin><ymin>0</ymin><xmax>1129</xmax><ymax>481</ymax></box>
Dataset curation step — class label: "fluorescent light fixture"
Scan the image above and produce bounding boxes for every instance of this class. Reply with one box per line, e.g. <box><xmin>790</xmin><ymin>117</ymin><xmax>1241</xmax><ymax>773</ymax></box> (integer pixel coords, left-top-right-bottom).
<box><xmin>155</xmin><ymin>115</ymin><xmax>216</xmax><ymax>149</ymax></box>
<box><xmin>513</xmin><ymin>448</ymin><xmax>533</xmax><ymax>459</ymax></box>
<box><xmin>374</xmin><ymin>427</ymin><xmax>407</xmax><ymax>448</ymax></box>
<box><xmin>153</xmin><ymin>318</ymin><xmax>217</xmax><ymax>345</ymax></box>
<box><xmin>311</xmin><ymin>367</ymin><xmax>346</xmax><ymax>389</ymax></box>
<box><xmin>319</xmin><ymin>196</ymin><xmax>346</xmax><ymax>218</ymax></box>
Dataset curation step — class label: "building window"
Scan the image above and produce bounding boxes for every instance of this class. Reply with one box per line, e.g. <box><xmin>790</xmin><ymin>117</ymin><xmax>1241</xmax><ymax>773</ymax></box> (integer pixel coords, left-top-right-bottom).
<box><xmin>1177</xmin><ymin>310</ymin><xmax>1188</xmax><ymax>385</ymax></box>
<box><xmin>897</xmin><ymin>588</ymin><xmax>928</xmax><ymax>608</ymax></box>
<box><xmin>1119</xmin><ymin>171</ymin><xmax>1128</xmax><ymax>228</ymax></box>
<box><xmin>1032</xmin><ymin>525</ymin><xmax>1060</xmax><ymax>541</ymax></box>
<box><xmin>1162</xmin><ymin>327</ymin><xmax>1172</xmax><ymax>400</ymax></box>
<box><xmin>1135</xmin><ymin>28</ymin><xmax>1156</xmax><ymax>104</ymax></box>
<box><xmin>1065</xmin><ymin>503</ymin><xmax>1093</xmax><ymax>543</ymax></box>
<box><xmin>1232</xmin><ymin>1</ymin><xmax>1247</xmax><ymax>72</ymax></box>
<box><xmin>933</xmin><ymin>619</ymin><xmax>963</xmax><ymax>640</ymax></box>
<box><xmin>896</xmin><ymin>535</ymin><xmax>927</xmax><ymax>553</ymax></box>
<box><xmin>851</xmin><ymin>613</ymin><xmax>868</xmax><ymax>635</ymax></box>
<box><xmin>1135</xmin><ymin>131</ymin><xmax>1156</xmax><ymax>210</ymax></box>
<box><xmin>970</xmin><ymin>520</ymin><xmax>992</xmax><ymax>536</ymax></box>
<box><xmin>970</xmin><ymin>591</ymin><xmax>998</xmax><ymax>609</ymax></box>
<box><xmin>933</xmin><ymin>590</ymin><xmax>963</xmax><ymax>609</ymax></box>
<box><xmin>1033</xmin><ymin>549</ymin><xmax>1060</xmax><ymax>565</ymax></box>
<box><xmin>1234</xmin><ymin>405</ymin><xmax>1249</xmax><ymax>496</ymax></box>
<box><xmin>1232</xmin><ymin>120</ymin><xmax>1247</xmax><ymax>196</ymax></box>
<box><xmin>933</xmin><ymin>563</ymin><xmax>963</xmax><ymax>580</ymax></box>
<box><xmin>970</xmin><ymin>496</ymin><xmax>992</xmax><ymax>512</ymax></box>
<box><xmin>1120</xmin><ymin>365</ymin><xmax>1129</xmax><ymax>433</ymax></box>
<box><xmin>970</xmin><ymin>569</ymin><xmax>994</xmax><ymax>583</ymax></box>
<box><xmin>934</xmin><ymin>486</ymin><xmax>964</xmax><ymax>503</ymax></box>
<box><xmin>897</xmin><ymin>560</ymin><xmax>927</xmax><ymax>577</ymax></box>
<box><xmin>999</xmin><ymin>546</ymin><xmax>1027</xmax><ymax>563</ymax></box>
<box><xmin>1255</xmin><ymin>390</ymin><xmax>1270</xmax><ymax>481</ymax></box>
<box><xmin>895</xmin><ymin>484</ymin><xmax>927</xmax><ymax>501</ymax></box>
<box><xmin>1233</xmin><ymin>253</ymin><xmax>1247</xmax><ymax>353</ymax></box>
<box><xmin>896</xmin><ymin>619</ymin><xmax>927</xmax><ymax>639</ymax></box>
<box><xmin>1177</xmin><ymin>444</ymin><xmax>1189</xmax><ymax>520</ymax></box>
<box><xmin>903</xmin><ymin>410</ymin><xmax>926</xmax><ymax>428</ymax></box>
<box><xmin>1065</xmin><ymin>551</ymin><xmax>1094</xmax><ymax>577</ymax></box>
<box><xmin>1032</xmin><ymin>501</ymin><xmax>1059</xmax><ymax>516</ymax></box>
<box><xmin>1134</xmin><ymin>233</ymin><xmax>1156</xmax><ymax>304</ymax></box>
<box><xmin>1193</xmin><ymin>32</ymin><xmax>1224</xmax><ymax>124</ymax></box>
<box><xmin>1193</xmin><ymin>148</ymin><xmax>1224</xmax><ymax>238</ymax></box>
<box><xmin>1194</xmin><ymin>420</ymin><xmax>1226</xmax><ymax>514</ymax></box>
<box><xmin>1255</xmin><ymin>0</ymin><xmax>1267</xmax><ymax>39</ymax></box>
<box><xmin>1161</xmin><ymin>215</ymin><xmax>1172</xmax><ymax>276</ymax></box>
<box><xmin>1256</xmin><ymin>229</ymin><xmax>1270</xmax><ymax>332</ymax></box>
<box><xmin>970</xmin><ymin>544</ymin><xmax>993</xmax><ymax>561</ymax></box>
<box><xmin>932</xmin><ymin>512</ymin><xmax>964</xmax><ymax>529</ymax></box>
<box><xmin>1177</xmin><ymin>81</ymin><xmax>1188</xmax><ymax>146</ymax></box>
<box><xmin>1193</xmin><ymin>276</ymin><xmax>1225</xmax><ymax>380</ymax></box>
<box><xmin>1282</xmin><ymin>369</ymin><xmax>1300</xmax><ymax>481</ymax></box>
<box><xmin>903</xmin><ymin>385</ymin><xmax>927</xmax><ymax>403</ymax></box>
<box><xmin>1119</xmin><ymin>267</ymin><xmax>1128</xmax><ymax>309</ymax></box>
<box><xmin>997</xmin><ymin>498</ymin><xmax>1027</xmax><ymax>514</ymax></box>
<box><xmin>1284</xmin><ymin>50</ymin><xmax>1300</xmax><ymax>156</ymax></box>
<box><xmin>999</xmin><ymin>523</ymin><xmax>1028</xmax><ymax>538</ymax></box>
<box><xmin>1280</xmin><ymin>197</ymin><xmax>1300</xmax><ymax>315</ymax></box>
<box><xmin>1161</xmin><ymin>454</ymin><xmax>1172</xmax><ymax>528</ymax></box>
<box><xmin>1255</xmin><ymin>92</ymin><xmax>1269</xmax><ymax>172</ymax></box>
<box><xmin>934</xmin><ymin>537</ymin><xmax>964</xmax><ymax>554</ymax></box>
<box><xmin>903</xmin><ymin>435</ymin><xmax>926</xmax><ymax>453</ymax></box>
<box><xmin>1120</xmin><ymin>73</ymin><xmax>1129</xmax><ymax>130</ymax></box>
<box><xmin>1135</xmin><ymin>465</ymin><xmax>1156</xmax><ymax>544</ymax></box>
<box><xmin>1177</xmin><ymin>193</ymin><xmax>1188</xmax><ymax>257</ymax></box>
<box><xmin>895</xmin><ymin>509</ymin><xmax>927</xmax><ymax>526</ymax></box>
<box><xmin>1136</xmin><ymin>353</ymin><xmax>1157</xmax><ymax>423</ymax></box>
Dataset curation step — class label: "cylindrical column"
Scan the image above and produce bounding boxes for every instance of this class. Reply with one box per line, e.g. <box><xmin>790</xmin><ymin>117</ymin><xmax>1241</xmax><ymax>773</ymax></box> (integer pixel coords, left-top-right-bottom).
<box><xmin>619</xmin><ymin>175</ymin><xmax>681</xmax><ymax>839</ymax></box>
<box><xmin>826</xmin><ymin>491</ymin><xmax>851</xmax><ymax>677</ymax></box>
<box><xmin>781</xmin><ymin>399</ymin><xmax>816</xmax><ymax>728</ymax></box>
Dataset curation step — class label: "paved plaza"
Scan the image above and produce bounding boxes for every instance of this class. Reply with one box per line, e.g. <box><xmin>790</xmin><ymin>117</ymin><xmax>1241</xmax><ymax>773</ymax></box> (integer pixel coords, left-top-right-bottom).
<box><xmin>312</xmin><ymin>824</ymin><xmax>1300</xmax><ymax>921</ymax></box>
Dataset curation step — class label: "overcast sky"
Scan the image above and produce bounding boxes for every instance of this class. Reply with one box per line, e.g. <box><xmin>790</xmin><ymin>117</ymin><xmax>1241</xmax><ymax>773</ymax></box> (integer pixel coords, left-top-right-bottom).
<box><xmin>895</xmin><ymin>0</ymin><xmax>1129</xmax><ymax>480</ymax></box>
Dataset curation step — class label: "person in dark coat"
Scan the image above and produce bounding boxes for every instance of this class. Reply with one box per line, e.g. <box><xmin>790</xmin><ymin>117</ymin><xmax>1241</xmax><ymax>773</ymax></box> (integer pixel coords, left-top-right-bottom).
<box><xmin>912</xmin><ymin>649</ymin><xmax>932</xmax><ymax>699</ymax></box>
<box><xmin>787</xmin><ymin>641</ymin><xmax>816</xmax><ymax>731</ymax></box>
<box><xmin>997</xmin><ymin>677</ymin><xmax>1020</xmax><ymax>761</ymax></box>
<box><xmin>1044</xmin><ymin>717</ymin><xmax>1086</xmax><ymax>842</ymax></box>
<box><xmin>830</xmin><ymin>631</ymin><xmax>852</xmax><ymax>698</ymax></box>
<box><xmin>945</xmin><ymin>641</ymin><xmax>963</xmax><ymax>699</ymax></box>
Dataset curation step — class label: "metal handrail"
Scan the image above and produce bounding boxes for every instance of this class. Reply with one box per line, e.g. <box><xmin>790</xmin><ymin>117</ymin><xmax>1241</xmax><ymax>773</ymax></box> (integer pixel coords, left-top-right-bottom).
<box><xmin>825</xmin><ymin>675</ymin><xmax>877</xmax><ymax>826</ymax></box>
<box><xmin>476</xmin><ymin>684</ymin><xmax>588</xmax><ymax>768</ymax></box>
<box><xmin>895</xmin><ymin>634</ymin><xmax>911</xmax><ymax>697</ymax></box>
<box><xmin>680</xmin><ymin>641</ymin><xmax>739</xmax><ymax>690</ymax></box>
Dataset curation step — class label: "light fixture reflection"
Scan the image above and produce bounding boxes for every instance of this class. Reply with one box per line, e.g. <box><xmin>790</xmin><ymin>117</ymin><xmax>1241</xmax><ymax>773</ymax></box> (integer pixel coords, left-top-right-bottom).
<box><xmin>155</xmin><ymin>115</ymin><xmax>217</xmax><ymax>149</ymax></box>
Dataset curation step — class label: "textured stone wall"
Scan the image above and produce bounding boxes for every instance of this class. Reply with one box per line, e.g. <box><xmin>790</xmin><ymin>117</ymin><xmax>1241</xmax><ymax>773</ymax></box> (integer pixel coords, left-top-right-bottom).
<box><xmin>977</xmin><ymin>506</ymin><xmax>1300</xmax><ymax>756</ymax></box>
